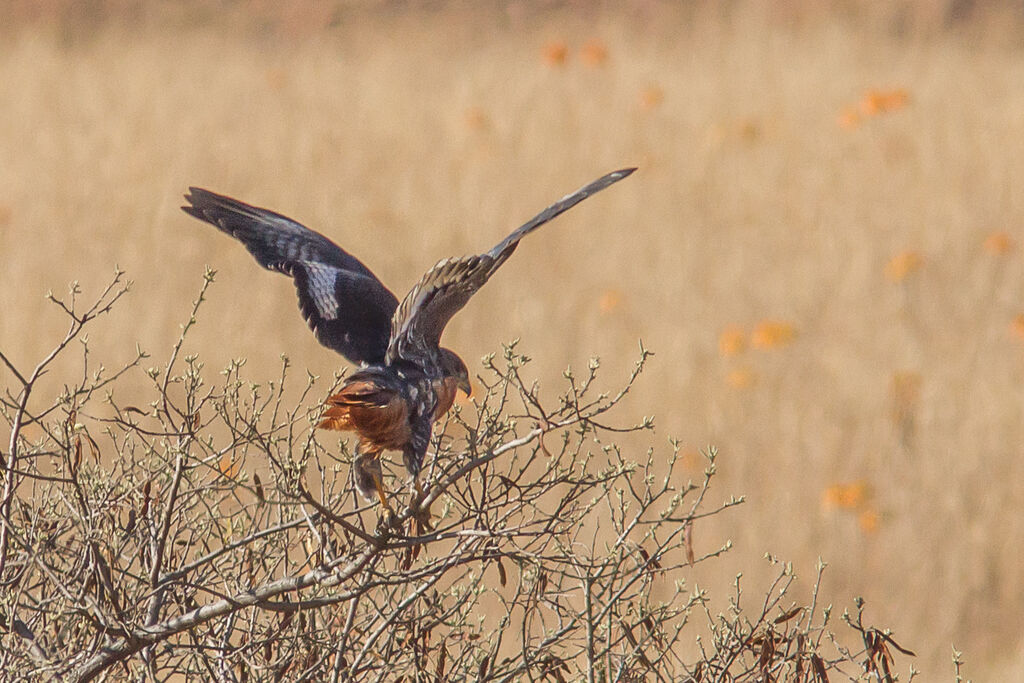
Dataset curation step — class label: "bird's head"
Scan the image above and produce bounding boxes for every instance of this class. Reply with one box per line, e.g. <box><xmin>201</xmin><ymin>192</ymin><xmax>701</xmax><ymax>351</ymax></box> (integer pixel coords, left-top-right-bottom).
<box><xmin>439</xmin><ymin>347</ymin><xmax>472</xmax><ymax>397</ymax></box>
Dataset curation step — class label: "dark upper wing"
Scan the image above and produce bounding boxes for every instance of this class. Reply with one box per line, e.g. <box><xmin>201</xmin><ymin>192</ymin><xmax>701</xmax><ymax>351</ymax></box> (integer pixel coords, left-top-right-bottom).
<box><xmin>182</xmin><ymin>188</ymin><xmax>399</xmax><ymax>364</ymax></box>
<box><xmin>385</xmin><ymin>168</ymin><xmax>636</xmax><ymax>365</ymax></box>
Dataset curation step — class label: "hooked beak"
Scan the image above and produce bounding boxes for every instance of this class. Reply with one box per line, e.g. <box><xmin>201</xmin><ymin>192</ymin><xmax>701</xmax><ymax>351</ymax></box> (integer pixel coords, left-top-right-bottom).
<box><xmin>457</xmin><ymin>376</ymin><xmax>473</xmax><ymax>397</ymax></box>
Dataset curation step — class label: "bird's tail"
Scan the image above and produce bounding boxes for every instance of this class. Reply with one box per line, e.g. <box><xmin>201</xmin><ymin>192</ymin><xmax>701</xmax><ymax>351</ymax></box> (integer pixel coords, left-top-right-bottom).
<box><xmin>317</xmin><ymin>404</ymin><xmax>355</xmax><ymax>432</ymax></box>
<box><xmin>317</xmin><ymin>380</ymin><xmax>393</xmax><ymax>432</ymax></box>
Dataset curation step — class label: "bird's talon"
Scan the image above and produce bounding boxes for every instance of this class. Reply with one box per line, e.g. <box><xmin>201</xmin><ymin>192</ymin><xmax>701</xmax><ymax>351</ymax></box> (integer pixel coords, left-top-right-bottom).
<box><xmin>412</xmin><ymin>502</ymin><xmax>434</xmax><ymax>534</ymax></box>
<box><xmin>381</xmin><ymin>507</ymin><xmax>401</xmax><ymax>531</ymax></box>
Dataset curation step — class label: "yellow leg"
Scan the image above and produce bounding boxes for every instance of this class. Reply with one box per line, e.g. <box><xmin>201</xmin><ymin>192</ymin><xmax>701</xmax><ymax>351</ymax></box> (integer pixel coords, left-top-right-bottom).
<box><xmin>372</xmin><ymin>471</ymin><xmax>395</xmax><ymax>517</ymax></box>
<box><xmin>354</xmin><ymin>450</ymin><xmax>396</xmax><ymax>522</ymax></box>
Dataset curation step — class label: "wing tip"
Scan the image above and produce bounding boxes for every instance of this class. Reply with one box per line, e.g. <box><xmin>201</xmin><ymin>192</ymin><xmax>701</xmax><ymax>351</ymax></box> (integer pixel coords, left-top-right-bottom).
<box><xmin>181</xmin><ymin>187</ymin><xmax>213</xmax><ymax>217</ymax></box>
<box><xmin>180</xmin><ymin>187</ymin><xmax>260</xmax><ymax>225</ymax></box>
<box><xmin>182</xmin><ymin>186</ymin><xmax>206</xmax><ymax>201</ymax></box>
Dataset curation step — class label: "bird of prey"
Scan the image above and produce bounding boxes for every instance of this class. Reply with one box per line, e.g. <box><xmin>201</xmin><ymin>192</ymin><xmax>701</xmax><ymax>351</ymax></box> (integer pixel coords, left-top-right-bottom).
<box><xmin>182</xmin><ymin>168</ymin><xmax>635</xmax><ymax>515</ymax></box>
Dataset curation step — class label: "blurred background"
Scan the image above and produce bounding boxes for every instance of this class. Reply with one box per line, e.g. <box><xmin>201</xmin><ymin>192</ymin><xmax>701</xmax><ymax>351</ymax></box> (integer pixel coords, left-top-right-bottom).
<box><xmin>2</xmin><ymin>1</ymin><xmax>1023</xmax><ymax>677</ymax></box>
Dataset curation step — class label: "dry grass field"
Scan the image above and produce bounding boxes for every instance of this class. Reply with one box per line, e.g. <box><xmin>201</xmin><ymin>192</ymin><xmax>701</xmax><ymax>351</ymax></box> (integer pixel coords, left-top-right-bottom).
<box><xmin>2</xmin><ymin>1</ymin><xmax>1024</xmax><ymax>678</ymax></box>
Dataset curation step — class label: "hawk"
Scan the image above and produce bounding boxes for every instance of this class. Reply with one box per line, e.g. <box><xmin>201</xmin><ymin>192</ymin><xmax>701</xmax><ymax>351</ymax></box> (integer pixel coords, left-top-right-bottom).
<box><xmin>182</xmin><ymin>168</ymin><xmax>634</xmax><ymax>514</ymax></box>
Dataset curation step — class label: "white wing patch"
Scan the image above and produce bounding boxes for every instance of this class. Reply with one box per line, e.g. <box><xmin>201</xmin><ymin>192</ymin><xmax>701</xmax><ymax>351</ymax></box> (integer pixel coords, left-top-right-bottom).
<box><xmin>304</xmin><ymin>262</ymin><xmax>340</xmax><ymax>321</ymax></box>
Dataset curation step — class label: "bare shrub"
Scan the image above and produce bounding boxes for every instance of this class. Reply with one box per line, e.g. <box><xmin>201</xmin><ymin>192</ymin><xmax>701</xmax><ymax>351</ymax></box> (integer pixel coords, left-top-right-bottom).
<box><xmin>1</xmin><ymin>271</ymin><xmax>923</xmax><ymax>681</ymax></box>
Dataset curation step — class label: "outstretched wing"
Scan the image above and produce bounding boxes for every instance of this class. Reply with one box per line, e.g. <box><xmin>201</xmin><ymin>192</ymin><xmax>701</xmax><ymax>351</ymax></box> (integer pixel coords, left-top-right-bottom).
<box><xmin>385</xmin><ymin>168</ymin><xmax>636</xmax><ymax>365</ymax></box>
<box><xmin>182</xmin><ymin>188</ymin><xmax>399</xmax><ymax>364</ymax></box>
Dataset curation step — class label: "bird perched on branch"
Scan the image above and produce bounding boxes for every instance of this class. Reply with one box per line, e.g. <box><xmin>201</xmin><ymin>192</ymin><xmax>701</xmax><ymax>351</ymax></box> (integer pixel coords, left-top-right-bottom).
<box><xmin>182</xmin><ymin>168</ymin><xmax>635</xmax><ymax>516</ymax></box>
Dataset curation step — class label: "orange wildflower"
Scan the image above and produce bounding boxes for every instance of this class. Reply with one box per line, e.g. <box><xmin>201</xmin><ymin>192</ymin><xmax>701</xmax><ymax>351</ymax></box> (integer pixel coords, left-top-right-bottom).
<box><xmin>984</xmin><ymin>231</ymin><xmax>1015</xmax><ymax>255</ymax></box>
<box><xmin>598</xmin><ymin>289</ymin><xmax>623</xmax><ymax>314</ymax></box>
<box><xmin>858</xmin><ymin>509</ymin><xmax>881</xmax><ymax>533</ymax></box>
<box><xmin>861</xmin><ymin>88</ymin><xmax>909</xmax><ymax>116</ymax></box>
<box><xmin>718</xmin><ymin>326</ymin><xmax>746</xmax><ymax>357</ymax></box>
<box><xmin>579</xmin><ymin>39</ymin><xmax>608</xmax><ymax>67</ymax></box>
<box><xmin>884</xmin><ymin>250</ymin><xmax>923</xmax><ymax>282</ymax></box>
<box><xmin>822</xmin><ymin>481</ymin><xmax>869</xmax><ymax>510</ymax></box>
<box><xmin>639</xmin><ymin>85</ymin><xmax>664</xmax><ymax>110</ymax></box>
<box><xmin>751</xmin><ymin>321</ymin><xmax>796</xmax><ymax>350</ymax></box>
<box><xmin>838</xmin><ymin>106</ymin><xmax>860</xmax><ymax>130</ymax></box>
<box><xmin>1011</xmin><ymin>314</ymin><xmax>1024</xmax><ymax>342</ymax></box>
<box><xmin>542</xmin><ymin>40</ymin><xmax>568</xmax><ymax>66</ymax></box>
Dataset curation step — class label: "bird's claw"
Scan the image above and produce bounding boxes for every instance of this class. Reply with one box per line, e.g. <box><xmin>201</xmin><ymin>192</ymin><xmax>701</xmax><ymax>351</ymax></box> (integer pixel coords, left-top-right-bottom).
<box><xmin>369</xmin><ymin>475</ymin><xmax>404</xmax><ymax>532</ymax></box>
<box><xmin>378</xmin><ymin>507</ymin><xmax>400</xmax><ymax>532</ymax></box>
<box><xmin>413</xmin><ymin>504</ymin><xmax>434</xmax><ymax>534</ymax></box>
<box><xmin>410</xmin><ymin>480</ymin><xmax>434</xmax><ymax>534</ymax></box>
